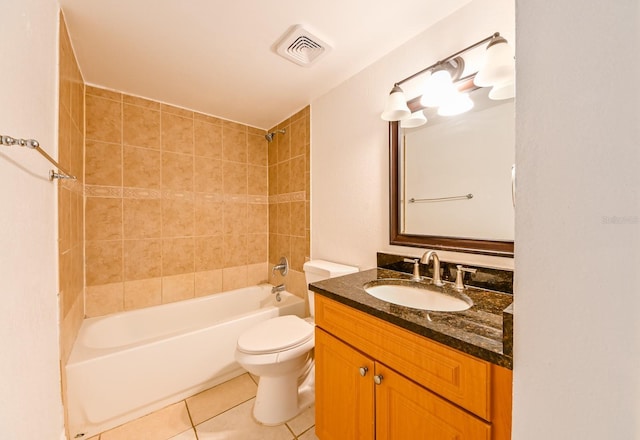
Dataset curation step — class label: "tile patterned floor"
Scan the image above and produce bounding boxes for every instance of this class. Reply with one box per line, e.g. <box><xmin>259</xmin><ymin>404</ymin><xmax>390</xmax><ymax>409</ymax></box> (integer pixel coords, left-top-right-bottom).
<box><xmin>87</xmin><ymin>374</ymin><xmax>318</xmax><ymax>440</ymax></box>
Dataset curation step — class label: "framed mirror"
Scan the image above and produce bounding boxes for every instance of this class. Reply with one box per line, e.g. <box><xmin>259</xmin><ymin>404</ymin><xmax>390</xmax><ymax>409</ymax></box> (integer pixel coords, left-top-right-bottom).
<box><xmin>389</xmin><ymin>86</ymin><xmax>515</xmax><ymax>257</ymax></box>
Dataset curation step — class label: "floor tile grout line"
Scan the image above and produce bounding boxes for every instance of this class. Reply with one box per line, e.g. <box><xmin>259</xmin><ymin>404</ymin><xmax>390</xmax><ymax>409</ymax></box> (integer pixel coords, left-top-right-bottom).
<box><xmin>182</xmin><ymin>399</ymin><xmax>199</xmax><ymax>440</ymax></box>
<box><xmin>190</xmin><ymin>394</ymin><xmax>258</xmax><ymax>428</ymax></box>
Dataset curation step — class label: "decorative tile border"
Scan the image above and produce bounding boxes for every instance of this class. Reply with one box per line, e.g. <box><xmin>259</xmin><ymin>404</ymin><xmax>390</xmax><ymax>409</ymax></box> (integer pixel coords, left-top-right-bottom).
<box><xmin>269</xmin><ymin>191</ymin><xmax>306</xmax><ymax>204</ymax></box>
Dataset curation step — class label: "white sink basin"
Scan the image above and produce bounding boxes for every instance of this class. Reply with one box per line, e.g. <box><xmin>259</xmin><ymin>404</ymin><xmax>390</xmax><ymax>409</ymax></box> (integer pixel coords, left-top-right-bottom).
<box><xmin>363</xmin><ymin>281</ymin><xmax>472</xmax><ymax>312</ymax></box>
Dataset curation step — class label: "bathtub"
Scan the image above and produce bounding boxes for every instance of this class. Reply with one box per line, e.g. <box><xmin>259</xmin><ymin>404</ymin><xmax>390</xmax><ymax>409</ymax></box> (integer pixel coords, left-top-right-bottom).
<box><xmin>65</xmin><ymin>284</ymin><xmax>305</xmax><ymax>439</ymax></box>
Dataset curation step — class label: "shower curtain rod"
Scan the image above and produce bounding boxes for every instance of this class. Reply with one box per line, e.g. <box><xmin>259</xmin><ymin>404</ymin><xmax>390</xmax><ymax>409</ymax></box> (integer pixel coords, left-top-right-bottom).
<box><xmin>0</xmin><ymin>134</ymin><xmax>76</xmax><ymax>180</ymax></box>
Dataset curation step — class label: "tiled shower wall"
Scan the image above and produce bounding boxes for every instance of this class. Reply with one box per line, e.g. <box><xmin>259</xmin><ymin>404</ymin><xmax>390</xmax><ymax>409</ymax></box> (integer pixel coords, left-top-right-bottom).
<box><xmin>83</xmin><ymin>86</ymin><xmax>271</xmax><ymax>317</ymax></box>
<box><xmin>58</xmin><ymin>12</ymin><xmax>85</xmax><ymax>364</ymax></box>
<box><xmin>268</xmin><ymin>108</ymin><xmax>311</xmax><ymax>297</ymax></box>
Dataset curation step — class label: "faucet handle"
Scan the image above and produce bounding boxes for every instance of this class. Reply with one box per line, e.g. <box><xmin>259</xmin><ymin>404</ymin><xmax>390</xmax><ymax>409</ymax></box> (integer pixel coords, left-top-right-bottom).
<box><xmin>403</xmin><ymin>258</ymin><xmax>421</xmax><ymax>281</ymax></box>
<box><xmin>454</xmin><ymin>265</ymin><xmax>477</xmax><ymax>291</ymax></box>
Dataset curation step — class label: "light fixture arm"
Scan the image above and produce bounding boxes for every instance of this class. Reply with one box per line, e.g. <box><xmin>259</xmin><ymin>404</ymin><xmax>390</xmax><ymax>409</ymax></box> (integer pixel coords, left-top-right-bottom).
<box><xmin>395</xmin><ymin>32</ymin><xmax>500</xmax><ymax>87</ymax></box>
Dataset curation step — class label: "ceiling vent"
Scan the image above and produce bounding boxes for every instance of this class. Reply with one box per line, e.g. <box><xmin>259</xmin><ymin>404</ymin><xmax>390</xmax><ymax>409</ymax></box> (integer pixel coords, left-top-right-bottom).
<box><xmin>275</xmin><ymin>25</ymin><xmax>331</xmax><ymax>67</ymax></box>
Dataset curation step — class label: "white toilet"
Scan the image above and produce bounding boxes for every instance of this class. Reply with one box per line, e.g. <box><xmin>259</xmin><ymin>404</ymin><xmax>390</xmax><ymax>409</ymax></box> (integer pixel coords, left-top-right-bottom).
<box><xmin>235</xmin><ymin>260</ymin><xmax>358</xmax><ymax>425</ymax></box>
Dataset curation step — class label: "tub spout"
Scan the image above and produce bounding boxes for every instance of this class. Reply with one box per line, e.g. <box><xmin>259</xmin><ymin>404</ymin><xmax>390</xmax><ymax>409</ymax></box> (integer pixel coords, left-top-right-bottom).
<box><xmin>271</xmin><ymin>284</ymin><xmax>285</xmax><ymax>301</ymax></box>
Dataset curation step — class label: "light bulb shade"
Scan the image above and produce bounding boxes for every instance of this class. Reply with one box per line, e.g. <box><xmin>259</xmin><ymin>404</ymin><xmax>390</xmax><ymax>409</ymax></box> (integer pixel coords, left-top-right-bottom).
<box><xmin>489</xmin><ymin>80</ymin><xmax>515</xmax><ymax>100</ymax></box>
<box><xmin>400</xmin><ymin>110</ymin><xmax>427</xmax><ymax>128</ymax></box>
<box><xmin>437</xmin><ymin>92</ymin><xmax>474</xmax><ymax>116</ymax></box>
<box><xmin>474</xmin><ymin>37</ymin><xmax>515</xmax><ymax>87</ymax></box>
<box><xmin>420</xmin><ymin>69</ymin><xmax>457</xmax><ymax>108</ymax></box>
<box><xmin>381</xmin><ymin>85</ymin><xmax>411</xmax><ymax>121</ymax></box>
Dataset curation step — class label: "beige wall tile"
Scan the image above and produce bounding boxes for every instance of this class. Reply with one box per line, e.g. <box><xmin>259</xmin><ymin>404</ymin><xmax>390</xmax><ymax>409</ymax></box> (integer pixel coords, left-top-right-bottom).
<box><xmin>194</xmin><ymin>112</ymin><xmax>223</xmax><ymax>125</ymax></box>
<box><xmin>195</xmin><ymin>235</ymin><xmax>224</xmax><ymax>271</ymax></box>
<box><xmin>101</xmin><ymin>401</ymin><xmax>191</xmax><ymax>440</ymax></box>
<box><xmin>123</xmin><ymin>104</ymin><xmax>161</xmax><ymax>149</ymax></box>
<box><xmin>290</xmin><ymin>117</ymin><xmax>307</xmax><ymax>157</ymax></box>
<box><xmin>247</xmin><ymin>125</ymin><xmax>264</xmax><ymax>136</ymax></box>
<box><xmin>287</xmin><ymin>269</ymin><xmax>308</xmax><ymax>300</ymax></box>
<box><xmin>86</xmin><ymin>85</ymin><xmax>121</xmax><ymax>101</ymax></box>
<box><xmin>123</xmin><ymin>94</ymin><xmax>160</xmax><ymax>109</ymax></box>
<box><xmin>223</xmin><ymin>234</ymin><xmax>247</xmax><ymax>268</ymax></box>
<box><xmin>162</xmin><ymin>237</ymin><xmax>194</xmax><ymax>275</ymax></box>
<box><xmin>161</xmin><ymin>103</ymin><xmax>193</xmax><ymax>118</ymax></box>
<box><xmin>195</xmin><ymin>199</ymin><xmax>223</xmax><ymax>236</ymax></box>
<box><xmin>162</xmin><ymin>152</ymin><xmax>194</xmax><ymax>192</ymax></box>
<box><xmin>222</xmin><ymin>161</ymin><xmax>247</xmax><ymax>195</ymax></box>
<box><xmin>162</xmin><ymin>199</ymin><xmax>194</xmax><ymax>238</ymax></box>
<box><xmin>277</xmin><ymin>128</ymin><xmax>291</xmax><ymax>163</ymax></box>
<box><xmin>247</xmin><ymin>204</ymin><xmax>268</xmax><ymax>234</ymax></box>
<box><xmin>276</xmin><ymin>234</ymin><xmax>290</xmax><ymax>263</ymax></box>
<box><xmin>85</xmin><ymin>282</ymin><xmax>124</xmax><ymax>317</ymax></box>
<box><xmin>124</xmin><ymin>239</ymin><xmax>162</xmax><ymax>280</ymax></box>
<box><xmin>194</xmin><ymin>270</ymin><xmax>223</xmax><ymax>297</ymax></box>
<box><xmin>162</xmin><ymin>112</ymin><xmax>194</xmax><ymax>154</ymax></box>
<box><xmin>247</xmin><ymin>262</ymin><xmax>268</xmax><ymax>285</ymax></box>
<box><xmin>290</xmin><ymin>201</ymin><xmax>306</xmax><ymax>237</ymax></box>
<box><xmin>277</xmin><ymin>202</ymin><xmax>291</xmax><ymax>235</ymax></box>
<box><xmin>124</xmin><ymin>277</ymin><xmax>162</xmax><ymax>310</ymax></box>
<box><xmin>58</xmin><ymin>188</ymin><xmax>71</xmax><ymax>253</ymax></box>
<box><xmin>290</xmin><ymin>155</ymin><xmax>306</xmax><ymax>192</ymax></box>
<box><xmin>223</xmin><ymin>203</ymin><xmax>247</xmax><ymax>235</ymax></box>
<box><xmin>268</xmin><ymin>164</ymin><xmax>277</xmax><ymax>196</ymax></box>
<box><xmin>222</xmin><ymin>266</ymin><xmax>248</xmax><ymax>291</ymax></box>
<box><xmin>247</xmin><ymin>134</ymin><xmax>267</xmax><ymax>166</ymax></box>
<box><xmin>247</xmin><ymin>234</ymin><xmax>268</xmax><ymax>264</ymax></box>
<box><xmin>194</xmin><ymin>120</ymin><xmax>222</xmax><ymax>159</ymax></box>
<box><xmin>194</xmin><ymin>157</ymin><xmax>223</xmax><ymax>193</ymax></box>
<box><xmin>268</xmin><ymin>139</ymin><xmax>278</xmax><ymax>166</ymax></box>
<box><xmin>162</xmin><ymin>273</ymin><xmax>195</xmax><ymax>303</ymax></box>
<box><xmin>291</xmin><ymin>235</ymin><xmax>309</xmax><ymax>272</ymax></box>
<box><xmin>86</xmin><ymin>240</ymin><xmax>123</xmax><ymax>286</ymax></box>
<box><xmin>85</xmin><ymin>140</ymin><xmax>122</xmax><ymax>186</ymax></box>
<box><xmin>222</xmin><ymin>120</ymin><xmax>247</xmax><ymax>133</ymax></box>
<box><xmin>123</xmin><ymin>198</ymin><xmax>162</xmax><ymax>239</ymax></box>
<box><xmin>85</xmin><ymin>197</ymin><xmax>122</xmax><ymax>241</ymax></box>
<box><xmin>86</xmin><ymin>94</ymin><xmax>121</xmax><ymax>143</ymax></box>
<box><xmin>277</xmin><ymin>161</ymin><xmax>290</xmax><ymax>194</ymax></box>
<box><xmin>186</xmin><ymin>374</ymin><xmax>256</xmax><ymax>425</ymax></box>
<box><xmin>268</xmin><ymin>203</ymin><xmax>278</xmax><ymax>234</ymax></box>
<box><xmin>124</xmin><ymin>146</ymin><xmax>161</xmax><ymax>189</ymax></box>
<box><xmin>268</xmin><ymin>233</ymin><xmax>278</xmax><ymax>265</ymax></box>
<box><xmin>247</xmin><ymin>165</ymin><xmax>268</xmax><ymax>195</ymax></box>
<box><xmin>222</xmin><ymin>127</ymin><xmax>247</xmax><ymax>163</ymax></box>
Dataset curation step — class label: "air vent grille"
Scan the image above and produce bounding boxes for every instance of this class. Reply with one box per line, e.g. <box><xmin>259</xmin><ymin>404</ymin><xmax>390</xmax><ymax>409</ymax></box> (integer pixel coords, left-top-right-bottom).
<box><xmin>275</xmin><ymin>25</ymin><xmax>331</xmax><ymax>67</ymax></box>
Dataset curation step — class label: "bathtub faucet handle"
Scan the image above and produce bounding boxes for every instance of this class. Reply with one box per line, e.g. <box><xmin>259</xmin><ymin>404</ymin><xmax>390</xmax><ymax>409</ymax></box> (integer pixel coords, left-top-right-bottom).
<box><xmin>272</xmin><ymin>256</ymin><xmax>289</xmax><ymax>277</ymax></box>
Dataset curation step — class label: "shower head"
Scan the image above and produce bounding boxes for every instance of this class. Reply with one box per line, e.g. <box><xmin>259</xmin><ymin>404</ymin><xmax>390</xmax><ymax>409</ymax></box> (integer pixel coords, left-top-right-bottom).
<box><xmin>265</xmin><ymin>129</ymin><xmax>286</xmax><ymax>143</ymax></box>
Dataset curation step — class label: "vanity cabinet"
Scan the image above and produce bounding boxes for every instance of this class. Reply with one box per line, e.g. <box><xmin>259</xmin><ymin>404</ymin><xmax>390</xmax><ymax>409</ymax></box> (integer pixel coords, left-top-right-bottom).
<box><xmin>314</xmin><ymin>295</ymin><xmax>512</xmax><ymax>440</ymax></box>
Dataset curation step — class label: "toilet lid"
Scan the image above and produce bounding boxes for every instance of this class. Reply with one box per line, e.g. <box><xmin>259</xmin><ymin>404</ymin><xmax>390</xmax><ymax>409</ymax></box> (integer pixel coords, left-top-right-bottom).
<box><xmin>237</xmin><ymin>315</ymin><xmax>314</xmax><ymax>354</ymax></box>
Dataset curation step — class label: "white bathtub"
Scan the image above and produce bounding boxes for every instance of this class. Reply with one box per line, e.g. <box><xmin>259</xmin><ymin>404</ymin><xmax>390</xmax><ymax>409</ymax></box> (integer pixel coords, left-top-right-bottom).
<box><xmin>66</xmin><ymin>284</ymin><xmax>305</xmax><ymax>439</ymax></box>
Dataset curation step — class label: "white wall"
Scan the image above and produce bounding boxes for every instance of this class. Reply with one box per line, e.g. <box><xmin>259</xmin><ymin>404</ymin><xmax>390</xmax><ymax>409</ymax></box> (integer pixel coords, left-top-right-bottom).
<box><xmin>513</xmin><ymin>1</ymin><xmax>640</xmax><ymax>438</ymax></box>
<box><xmin>0</xmin><ymin>1</ymin><xmax>64</xmax><ymax>438</ymax></box>
<box><xmin>311</xmin><ymin>0</ymin><xmax>515</xmax><ymax>271</ymax></box>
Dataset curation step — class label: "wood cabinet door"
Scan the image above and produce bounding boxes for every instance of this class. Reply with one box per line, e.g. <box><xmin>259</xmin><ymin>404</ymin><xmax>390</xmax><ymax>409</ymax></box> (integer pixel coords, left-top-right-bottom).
<box><xmin>315</xmin><ymin>328</ymin><xmax>375</xmax><ymax>440</ymax></box>
<box><xmin>375</xmin><ymin>364</ymin><xmax>491</xmax><ymax>440</ymax></box>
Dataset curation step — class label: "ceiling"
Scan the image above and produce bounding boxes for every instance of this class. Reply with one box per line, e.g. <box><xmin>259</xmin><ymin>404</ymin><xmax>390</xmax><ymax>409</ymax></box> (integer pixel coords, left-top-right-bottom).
<box><xmin>60</xmin><ymin>0</ymin><xmax>470</xmax><ymax>129</ymax></box>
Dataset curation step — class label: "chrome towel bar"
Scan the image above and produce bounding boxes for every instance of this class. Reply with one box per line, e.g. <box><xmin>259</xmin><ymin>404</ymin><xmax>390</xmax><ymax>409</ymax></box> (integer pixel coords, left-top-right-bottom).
<box><xmin>0</xmin><ymin>134</ymin><xmax>76</xmax><ymax>180</ymax></box>
<box><xmin>408</xmin><ymin>193</ymin><xmax>473</xmax><ymax>203</ymax></box>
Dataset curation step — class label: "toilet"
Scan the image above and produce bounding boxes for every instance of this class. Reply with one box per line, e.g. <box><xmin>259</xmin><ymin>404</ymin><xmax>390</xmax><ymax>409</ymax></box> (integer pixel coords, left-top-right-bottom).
<box><xmin>235</xmin><ymin>260</ymin><xmax>359</xmax><ymax>425</ymax></box>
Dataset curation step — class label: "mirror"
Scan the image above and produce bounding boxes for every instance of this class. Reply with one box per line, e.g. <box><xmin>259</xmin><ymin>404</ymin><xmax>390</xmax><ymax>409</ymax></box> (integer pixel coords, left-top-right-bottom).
<box><xmin>390</xmin><ymin>86</ymin><xmax>515</xmax><ymax>257</ymax></box>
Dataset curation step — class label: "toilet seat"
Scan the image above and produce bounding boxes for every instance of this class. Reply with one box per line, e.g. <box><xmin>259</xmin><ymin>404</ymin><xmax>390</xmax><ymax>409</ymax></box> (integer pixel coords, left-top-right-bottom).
<box><xmin>237</xmin><ymin>315</ymin><xmax>313</xmax><ymax>355</ymax></box>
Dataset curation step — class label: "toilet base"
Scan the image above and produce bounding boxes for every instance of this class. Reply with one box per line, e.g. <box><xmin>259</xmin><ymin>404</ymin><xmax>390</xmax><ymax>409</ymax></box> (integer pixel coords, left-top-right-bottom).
<box><xmin>252</xmin><ymin>363</ymin><xmax>315</xmax><ymax>426</ymax></box>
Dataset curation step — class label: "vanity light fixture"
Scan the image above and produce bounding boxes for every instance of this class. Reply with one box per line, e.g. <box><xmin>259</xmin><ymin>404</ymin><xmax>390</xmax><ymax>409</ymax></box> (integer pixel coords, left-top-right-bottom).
<box><xmin>400</xmin><ymin>110</ymin><xmax>427</xmax><ymax>128</ymax></box>
<box><xmin>381</xmin><ymin>32</ymin><xmax>515</xmax><ymax>123</ymax></box>
<box><xmin>381</xmin><ymin>84</ymin><xmax>411</xmax><ymax>121</ymax></box>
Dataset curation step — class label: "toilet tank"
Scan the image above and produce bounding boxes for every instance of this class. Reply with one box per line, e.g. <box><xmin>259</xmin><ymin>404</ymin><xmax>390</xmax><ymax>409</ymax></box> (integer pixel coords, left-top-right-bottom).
<box><xmin>304</xmin><ymin>260</ymin><xmax>359</xmax><ymax>317</ymax></box>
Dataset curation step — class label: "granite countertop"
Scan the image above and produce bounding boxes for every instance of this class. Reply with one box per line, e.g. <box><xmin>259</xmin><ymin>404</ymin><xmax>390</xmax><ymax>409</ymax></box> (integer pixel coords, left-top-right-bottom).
<box><xmin>310</xmin><ymin>268</ymin><xmax>513</xmax><ymax>369</ymax></box>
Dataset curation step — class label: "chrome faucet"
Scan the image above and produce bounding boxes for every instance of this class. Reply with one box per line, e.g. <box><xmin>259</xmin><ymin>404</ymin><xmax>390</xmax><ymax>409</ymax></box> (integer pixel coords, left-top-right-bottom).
<box><xmin>271</xmin><ymin>284</ymin><xmax>285</xmax><ymax>301</ymax></box>
<box><xmin>272</xmin><ymin>256</ymin><xmax>289</xmax><ymax>276</ymax></box>
<box><xmin>420</xmin><ymin>251</ymin><xmax>444</xmax><ymax>287</ymax></box>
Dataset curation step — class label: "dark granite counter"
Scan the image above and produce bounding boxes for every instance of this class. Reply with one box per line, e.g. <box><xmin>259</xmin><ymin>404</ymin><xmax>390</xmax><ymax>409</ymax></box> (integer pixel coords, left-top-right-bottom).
<box><xmin>310</xmin><ymin>268</ymin><xmax>513</xmax><ymax>369</ymax></box>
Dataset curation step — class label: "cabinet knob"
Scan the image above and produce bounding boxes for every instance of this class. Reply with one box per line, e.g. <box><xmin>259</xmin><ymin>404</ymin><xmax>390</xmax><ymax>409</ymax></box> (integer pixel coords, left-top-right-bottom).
<box><xmin>374</xmin><ymin>374</ymin><xmax>383</xmax><ymax>385</ymax></box>
<box><xmin>359</xmin><ymin>367</ymin><xmax>368</xmax><ymax>377</ymax></box>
